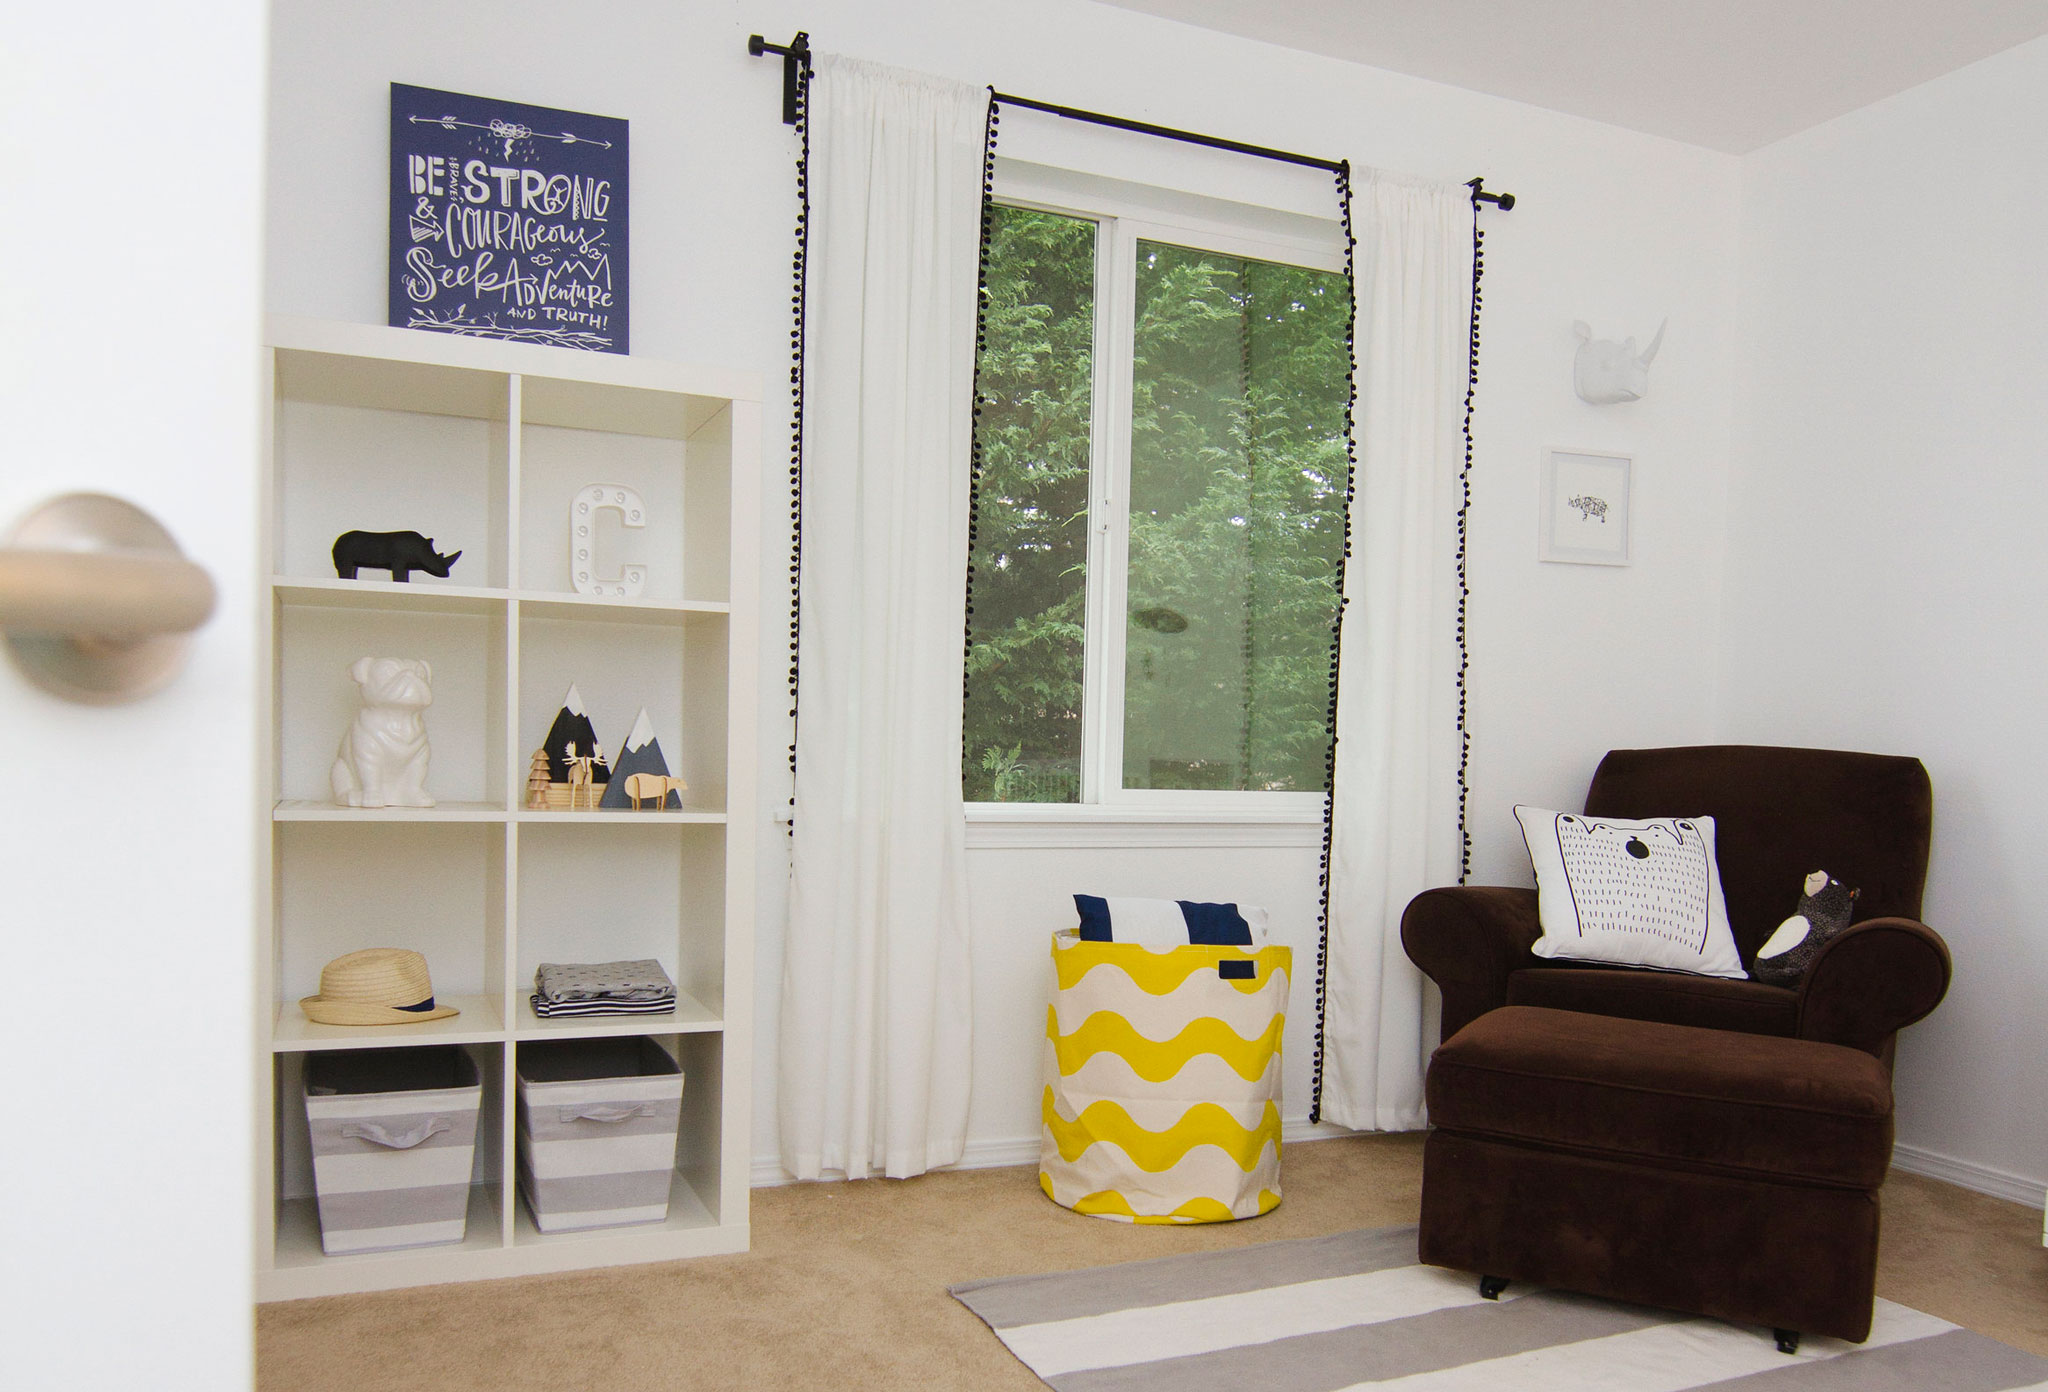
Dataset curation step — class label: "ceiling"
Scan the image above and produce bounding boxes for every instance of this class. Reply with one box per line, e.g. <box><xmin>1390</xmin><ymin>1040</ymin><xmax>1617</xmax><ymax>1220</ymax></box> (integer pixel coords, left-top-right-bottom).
<box><xmin>1098</xmin><ymin>0</ymin><xmax>2048</xmax><ymax>152</ymax></box>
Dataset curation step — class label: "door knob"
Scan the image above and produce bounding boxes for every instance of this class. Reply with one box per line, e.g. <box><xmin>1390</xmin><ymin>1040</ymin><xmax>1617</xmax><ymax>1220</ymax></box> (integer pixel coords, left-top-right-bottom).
<box><xmin>0</xmin><ymin>493</ymin><xmax>217</xmax><ymax>704</ymax></box>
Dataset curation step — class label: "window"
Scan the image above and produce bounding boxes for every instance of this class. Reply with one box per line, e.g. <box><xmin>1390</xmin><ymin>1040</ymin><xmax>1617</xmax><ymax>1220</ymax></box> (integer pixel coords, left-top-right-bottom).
<box><xmin>964</xmin><ymin>184</ymin><xmax>1352</xmax><ymax>809</ymax></box>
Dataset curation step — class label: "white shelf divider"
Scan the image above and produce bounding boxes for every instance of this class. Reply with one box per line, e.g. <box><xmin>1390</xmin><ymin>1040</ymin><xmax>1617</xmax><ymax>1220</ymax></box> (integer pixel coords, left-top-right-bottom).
<box><xmin>513</xmin><ymin>808</ymin><xmax>727</xmax><ymax>825</ymax></box>
<box><xmin>274</xmin><ymin>799</ymin><xmax>509</xmax><ymax>822</ymax></box>
<box><xmin>513</xmin><ymin>988</ymin><xmax>723</xmax><ymax>1038</ymax></box>
<box><xmin>273</xmin><ymin>576</ymin><xmax>508</xmax><ymax>613</ymax></box>
<box><xmin>270</xmin><ymin>994</ymin><xmax>506</xmax><ymax>1051</ymax></box>
<box><xmin>274</xmin><ymin>578</ymin><xmax>730</xmax><ymax>619</ymax></box>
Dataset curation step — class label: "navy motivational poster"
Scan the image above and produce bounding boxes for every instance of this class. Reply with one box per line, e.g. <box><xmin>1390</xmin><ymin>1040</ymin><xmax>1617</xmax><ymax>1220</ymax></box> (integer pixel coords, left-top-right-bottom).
<box><xmin>389</xmin><ymin>84</ymin><xmax>628</xmax><ymax>353</ymax></box>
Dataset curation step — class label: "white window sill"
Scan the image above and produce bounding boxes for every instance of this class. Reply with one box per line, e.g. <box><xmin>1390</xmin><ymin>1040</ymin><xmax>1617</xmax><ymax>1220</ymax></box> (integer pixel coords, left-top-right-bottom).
<box><xmin>964</xmin><ymin>801</ymin><xmax>1327</xmax><ymax>850</ymax></box>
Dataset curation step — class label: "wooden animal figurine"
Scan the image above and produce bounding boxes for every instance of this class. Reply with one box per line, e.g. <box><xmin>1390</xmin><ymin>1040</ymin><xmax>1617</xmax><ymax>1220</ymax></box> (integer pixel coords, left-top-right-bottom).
<box><xmin>623</xmin><ymin>772</ymin><xmax>688</xmax><ymax>810</ymax></box>
<box><xmin>565</xmin><ymin>743</ymin><xmax>599</xmax><ymax>810</ymax></box>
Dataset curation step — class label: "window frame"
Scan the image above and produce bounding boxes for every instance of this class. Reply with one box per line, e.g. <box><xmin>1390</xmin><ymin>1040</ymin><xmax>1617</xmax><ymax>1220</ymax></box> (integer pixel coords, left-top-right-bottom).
<box><xmin>969</xmin><ymin>167</ymin><xmax>1349</xmax><ymax>819</ymax></box>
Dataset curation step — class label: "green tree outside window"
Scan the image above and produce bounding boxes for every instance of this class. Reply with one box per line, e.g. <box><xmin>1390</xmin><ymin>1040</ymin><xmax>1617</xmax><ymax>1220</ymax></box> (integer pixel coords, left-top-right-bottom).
<box><xmin>964</xmin><ymin>205</ymin><xmax>1350</xmax><ymax>802</ymax></box>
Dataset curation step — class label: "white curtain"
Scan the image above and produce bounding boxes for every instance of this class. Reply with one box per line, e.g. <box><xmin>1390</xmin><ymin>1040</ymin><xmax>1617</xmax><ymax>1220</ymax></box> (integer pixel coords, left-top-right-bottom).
<box><xmin>1319</xmin><ymin>173</ymin><xmax>1473</xmax><ymax>1133</ymax></box>
<box><xmin>778</xmin><ymin>56</ymin><xmax>987</xmax><ymax>1180</ymax></box>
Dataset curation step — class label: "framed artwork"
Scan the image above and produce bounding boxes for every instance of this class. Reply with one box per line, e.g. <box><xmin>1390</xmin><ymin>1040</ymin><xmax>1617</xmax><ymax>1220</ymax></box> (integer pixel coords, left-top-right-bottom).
<box><xmin>389</xmin><ymin>84</ymin><xmax>629</xmax><ymax>353</ymax></box>
<box><xmin>1539</xmin><ymin>448</ymin><xmax>1632</xmax><ymax>565</ymax></box>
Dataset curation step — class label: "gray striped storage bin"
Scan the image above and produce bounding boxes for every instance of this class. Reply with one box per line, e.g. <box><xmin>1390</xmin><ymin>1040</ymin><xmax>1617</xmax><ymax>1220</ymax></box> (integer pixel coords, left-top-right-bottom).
<box><xmin>304</xmin><ymin>1047</ymin><xmax>481</xmax><ymax>1256</ymax></box>
<box><xmin>516</xmin><ymin>1037</ymin><xmax>683</xmax><ymax>1233</ymax></box>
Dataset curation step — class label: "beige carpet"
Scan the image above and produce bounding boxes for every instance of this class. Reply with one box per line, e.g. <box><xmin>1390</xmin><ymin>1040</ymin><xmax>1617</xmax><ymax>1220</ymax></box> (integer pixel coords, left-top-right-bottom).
<box><xmin>257</xmin><ymin>1135</ymin><xmax>2048</xmax><ymax>1391</ymax></box>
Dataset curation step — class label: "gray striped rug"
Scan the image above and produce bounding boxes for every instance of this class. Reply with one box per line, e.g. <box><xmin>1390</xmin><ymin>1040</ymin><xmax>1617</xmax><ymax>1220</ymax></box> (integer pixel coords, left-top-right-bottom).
<box><xmin>951</xmin><ymin>1226</ymin><xmax>2048</xmax><ymax>1390</ymax></box>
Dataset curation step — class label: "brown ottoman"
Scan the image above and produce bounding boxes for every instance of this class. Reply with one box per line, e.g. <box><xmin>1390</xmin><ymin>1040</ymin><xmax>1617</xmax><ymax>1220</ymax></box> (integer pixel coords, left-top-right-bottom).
<box><xmin>1419</xmin><ymin>1005</ymin><xmax>1895</xmax><ymax>1349</ymax></box>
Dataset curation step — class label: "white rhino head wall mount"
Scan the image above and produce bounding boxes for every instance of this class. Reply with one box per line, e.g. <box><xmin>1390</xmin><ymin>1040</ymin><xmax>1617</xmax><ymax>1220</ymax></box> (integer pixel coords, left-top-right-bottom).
<box><xmin>1573</xmin><ymin>319</ymin><xmax>1666</xmax><ymax>404</ymax></box>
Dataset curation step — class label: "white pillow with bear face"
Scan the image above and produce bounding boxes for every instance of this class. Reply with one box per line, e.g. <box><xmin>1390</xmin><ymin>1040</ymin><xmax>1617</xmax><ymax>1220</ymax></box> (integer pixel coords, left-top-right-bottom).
<box><xmin>1514</xmin><ymin>806</ymin><xmax>1746</xmax><ymax>979</ymax></box>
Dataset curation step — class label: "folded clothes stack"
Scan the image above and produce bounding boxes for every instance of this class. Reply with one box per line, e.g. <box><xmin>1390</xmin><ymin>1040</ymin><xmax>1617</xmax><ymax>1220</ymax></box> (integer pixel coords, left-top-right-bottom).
<box><xmin>531</xmin><ymin>959</ymin><xmax>677</xmax><ymax>1017</ymax></box>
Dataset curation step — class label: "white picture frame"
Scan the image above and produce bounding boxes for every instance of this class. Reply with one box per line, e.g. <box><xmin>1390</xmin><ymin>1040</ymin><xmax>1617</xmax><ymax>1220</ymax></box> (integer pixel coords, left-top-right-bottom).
<box><xmin>1539</xmin><ymin>448</ymin><xmax>1633</xmax><ymax>565</ymax></box>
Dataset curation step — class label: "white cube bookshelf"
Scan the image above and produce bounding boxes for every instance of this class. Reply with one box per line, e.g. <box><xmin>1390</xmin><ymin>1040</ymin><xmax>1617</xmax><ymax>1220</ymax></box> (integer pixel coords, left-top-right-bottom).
<box><xmin>257</xmin><ymin>316</ymin><xmax>761</xmax><ymax>1300</ymax></box>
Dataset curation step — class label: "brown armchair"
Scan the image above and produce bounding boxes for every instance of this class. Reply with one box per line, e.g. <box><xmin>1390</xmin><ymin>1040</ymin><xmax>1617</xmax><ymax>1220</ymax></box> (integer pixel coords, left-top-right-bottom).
<box><xmin>1403</xmin><ymin>744</ymin><xmax>1951</xmax><ymax>1062</ymax></box>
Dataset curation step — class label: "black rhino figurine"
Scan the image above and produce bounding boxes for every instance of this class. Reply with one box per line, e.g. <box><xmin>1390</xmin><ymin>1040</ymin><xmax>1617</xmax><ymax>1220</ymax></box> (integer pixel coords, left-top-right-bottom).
<box><xmin>332</xmin><ymin>530</ymin><xmax>462</xmax><ymax>583</ymax></box>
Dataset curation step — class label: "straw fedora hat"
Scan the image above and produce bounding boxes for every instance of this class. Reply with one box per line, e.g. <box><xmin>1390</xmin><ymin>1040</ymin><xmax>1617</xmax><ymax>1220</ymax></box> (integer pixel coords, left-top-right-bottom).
<box><xmin>300</xmin><ymin>948</ymin><xmax>460</xmax><ymax>1026</ymax></box>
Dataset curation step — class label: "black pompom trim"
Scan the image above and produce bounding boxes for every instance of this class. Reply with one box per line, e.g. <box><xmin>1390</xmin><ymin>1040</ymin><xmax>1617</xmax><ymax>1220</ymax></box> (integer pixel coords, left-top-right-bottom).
<box><xmin>1308</xmin><ymin>162</ymin><xmax>1358</xmax><ymax>1126</ymax></box>
<box><xmin>961</xmin><ymin>93</ymin><xmax>1001</xmax><ymax>741</ymax></box>
<box><xmin>784</xmin><ymin>62</ymin><xmax>813</xmax><ymax>835</ymax></box>
<box><xmin>1458</xmin><ymin>206</ymin><xmax>1483</xmax><ymax>885</ymax></box>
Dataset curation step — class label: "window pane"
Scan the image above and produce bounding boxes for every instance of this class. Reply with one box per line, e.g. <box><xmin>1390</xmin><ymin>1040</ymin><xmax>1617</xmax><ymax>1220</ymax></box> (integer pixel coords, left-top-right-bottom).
<box><xmin>963</xmin><ymin>205</ymin><xmax>1096</xmax><ymax>803</ymax></box>
<box><xmin>1123</xmin><ymin>241</ymin><xmax>1350</xmax><ymax>792</ymax></box>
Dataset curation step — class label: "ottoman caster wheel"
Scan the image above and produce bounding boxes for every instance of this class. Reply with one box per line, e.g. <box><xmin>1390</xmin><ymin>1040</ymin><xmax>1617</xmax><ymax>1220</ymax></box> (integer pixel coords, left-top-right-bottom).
<box><xmin>1774</xmin><ymin>1329</ymin><xmax>1801</xmax><ymax>1355</ymax></box>
<box><xmin>1477</xmin><ymin>1275</ymin><xmax>1510</xmax><ymax>1300</ymax></box>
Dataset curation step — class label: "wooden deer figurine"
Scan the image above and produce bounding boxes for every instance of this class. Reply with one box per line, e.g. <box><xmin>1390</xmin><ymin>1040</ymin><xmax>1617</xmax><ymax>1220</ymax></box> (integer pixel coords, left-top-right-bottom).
<box><xmin>565</xmin><ymin>743</ymin><xmax>599</xmax><ymax>811</ymax></box>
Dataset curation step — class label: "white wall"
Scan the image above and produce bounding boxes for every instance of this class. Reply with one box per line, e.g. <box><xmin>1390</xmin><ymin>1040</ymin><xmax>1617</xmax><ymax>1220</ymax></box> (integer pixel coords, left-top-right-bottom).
<box><xmin>264</xmin><ymin>0</ymin><xmax>1743</xmax><ymax>1171</ymax></box>
<box><xmin>1725</xmin><ymin>36</ymin><xmax>2048</xmax><ymax>1202</ymax></box>
<box><xmin>3</xmin><ymin>6</ymin><xmax>265</xmax><ymax>1388</ymax></box>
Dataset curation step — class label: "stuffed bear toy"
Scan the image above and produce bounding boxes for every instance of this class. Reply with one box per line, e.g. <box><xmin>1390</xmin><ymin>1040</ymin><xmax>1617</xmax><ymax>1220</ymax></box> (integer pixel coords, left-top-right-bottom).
<box><xmin>1752</xmin><ymin>870</ymin><xmax>1858</xmax><ymax>988</ymax></box>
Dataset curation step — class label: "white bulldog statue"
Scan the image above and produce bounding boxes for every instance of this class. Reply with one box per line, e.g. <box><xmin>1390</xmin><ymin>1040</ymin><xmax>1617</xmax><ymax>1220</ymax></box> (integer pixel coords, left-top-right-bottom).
<box><xmin>331</xmin><ymin>657</ymin><xmax>436</xmax><ymax>808</ymax></box>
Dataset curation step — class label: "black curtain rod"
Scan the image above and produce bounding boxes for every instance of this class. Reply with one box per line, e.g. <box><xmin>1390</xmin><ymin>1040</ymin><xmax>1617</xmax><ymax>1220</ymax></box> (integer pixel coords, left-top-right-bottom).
<box><xmin>991</xmin><ymin>91</ymin><xmax>1344</xmax><ymax>175</ymax></box>
<box><xmin>746</xmin><ymin>33</ymin><xmax>1515</xmax><ymax>209</ymax></box>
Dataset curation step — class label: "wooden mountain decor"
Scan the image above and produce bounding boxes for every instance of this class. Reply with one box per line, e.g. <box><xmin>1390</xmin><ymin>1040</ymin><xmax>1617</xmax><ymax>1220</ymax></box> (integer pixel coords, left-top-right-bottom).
<box><xmin>540</xmin><ymin>684</ymin><xmax>611</xmax><ymax>785</ymax></box>
<box><xmin>601</xmin><ymin>708</ymin><xmax>683</xmax><ymax>810</ymax></box>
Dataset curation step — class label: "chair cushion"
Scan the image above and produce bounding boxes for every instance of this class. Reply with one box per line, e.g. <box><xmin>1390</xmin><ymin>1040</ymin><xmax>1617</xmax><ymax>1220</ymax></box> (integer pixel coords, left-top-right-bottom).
<box><xmin>1427</xmin><ymin>1006</ymin><xmax>1893</xmax><ymax>1188</ymax></box>
<box><xmin>1506</xmin><ymin>966</ymin><xmax>1797</xmax><ymax>1037</ymax></box>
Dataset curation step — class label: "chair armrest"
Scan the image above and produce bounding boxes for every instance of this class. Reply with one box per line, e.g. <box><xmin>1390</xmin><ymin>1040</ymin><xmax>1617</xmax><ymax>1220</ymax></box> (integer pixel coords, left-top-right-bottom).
<box><xmin>1400</xmin><ymin>886</ymin><xmax>1542</xmax><ymax>1043</ymax></box>
<box><xmin>1795</xmin><ymin>916</ymin><xmax>1951</xmax><ymax>1056</ymax></box>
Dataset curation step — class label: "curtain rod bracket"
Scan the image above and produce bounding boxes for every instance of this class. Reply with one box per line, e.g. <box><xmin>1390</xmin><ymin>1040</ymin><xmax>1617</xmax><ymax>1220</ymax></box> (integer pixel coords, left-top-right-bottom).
<box><xmin>1467</xmin><ymin>177</ymin><xmax>1517</xmax><ymax>210</ymax></box>
<box><xmin>748</xmin><ymin>32</ymin><xmax>812</xmax><ymax>125</ymax></box>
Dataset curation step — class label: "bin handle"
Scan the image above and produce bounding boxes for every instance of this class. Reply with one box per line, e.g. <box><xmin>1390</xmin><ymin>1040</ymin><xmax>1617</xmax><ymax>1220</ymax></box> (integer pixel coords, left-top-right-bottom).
<box><xmin>561</xmin><ymin>1104</ymin><xmax>655</xmax><ymax>1124</ymax></box>
<box><xmin>340</xmin><ymin>1117</ymin><xmax>453</xmax><ymax>1150</ymax></box>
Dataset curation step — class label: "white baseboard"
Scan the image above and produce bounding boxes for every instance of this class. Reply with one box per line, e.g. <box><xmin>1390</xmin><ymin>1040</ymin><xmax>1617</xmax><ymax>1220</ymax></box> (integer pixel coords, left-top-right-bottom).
<box><xmin>751</xmin><ymin>1115</ymin><xmax>1360</xmax><ymax>1188</ymax></box>
<box><xmin>1892</xmin><ymin>1142</ymin><xmax>2046</xmax><ymax>1210</ymax></box>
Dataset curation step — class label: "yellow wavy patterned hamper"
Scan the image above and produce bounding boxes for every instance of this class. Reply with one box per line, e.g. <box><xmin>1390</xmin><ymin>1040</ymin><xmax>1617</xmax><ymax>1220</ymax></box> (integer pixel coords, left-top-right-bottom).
<box><xmin>1040</xmin><ymin>929</ymin><xmax>1290</xmax><ymax>1223</ymax></box>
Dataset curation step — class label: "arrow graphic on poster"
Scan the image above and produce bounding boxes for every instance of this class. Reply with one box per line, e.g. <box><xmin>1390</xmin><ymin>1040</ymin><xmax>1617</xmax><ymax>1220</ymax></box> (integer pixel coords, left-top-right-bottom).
<box><xmin>409</xmin><ymin>113</ymin><xmax>615</xmax><ymax>157</ymax></box>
